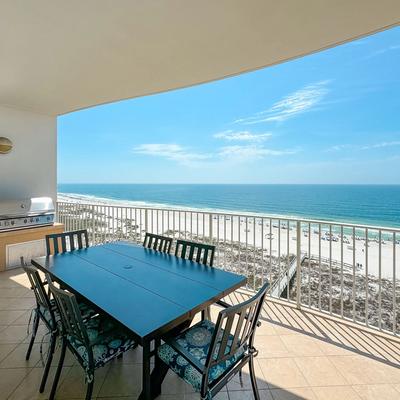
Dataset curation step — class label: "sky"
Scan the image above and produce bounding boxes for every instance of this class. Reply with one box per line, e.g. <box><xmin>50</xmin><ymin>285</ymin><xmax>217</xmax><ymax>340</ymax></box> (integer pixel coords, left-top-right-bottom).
<box><xmin>58</xmin><ymin>27</ymin><xmax>400</xmax><ymax>184</ymax></box>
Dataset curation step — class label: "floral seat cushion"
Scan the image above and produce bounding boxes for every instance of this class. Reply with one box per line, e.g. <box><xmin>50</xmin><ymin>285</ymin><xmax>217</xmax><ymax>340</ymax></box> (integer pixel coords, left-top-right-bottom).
<box><xmin>38</xmin><ymin>299</ymin><xmax>96</xmax><ymax>330</ymax></box>
<box><xmin>67</xmin><ymin>316</ymin><xmax>136</xmax><ymax>368</ymax></box>
<box><xmin>157</xmin><ymin>319</ymin><xmax>245</xmax><ymax>392</ymax></box>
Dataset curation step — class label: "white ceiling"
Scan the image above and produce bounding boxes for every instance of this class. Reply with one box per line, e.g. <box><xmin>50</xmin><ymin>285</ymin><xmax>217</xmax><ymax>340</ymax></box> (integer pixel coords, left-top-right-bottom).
<box><xmin>1</xmin><ymin>1</ymin><xmax>399</xmax><ymax>116</ymax></box>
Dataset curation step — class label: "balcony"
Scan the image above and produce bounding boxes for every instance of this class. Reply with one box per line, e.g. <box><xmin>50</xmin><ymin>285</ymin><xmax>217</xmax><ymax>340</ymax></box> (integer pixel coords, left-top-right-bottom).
<box><xmin>57</xmin><ymin>201</ymin><xmax>400</xmax><ymax>336</ymax></box>
<box><xmin>3</xmin><ymin>200</ymin><xmax>398</xmax><ymax>398</ymax></box>
<box><xmin>1</xmin><ymin>265</ymin><xmax>399</xmax><ymax>399</ymax></box>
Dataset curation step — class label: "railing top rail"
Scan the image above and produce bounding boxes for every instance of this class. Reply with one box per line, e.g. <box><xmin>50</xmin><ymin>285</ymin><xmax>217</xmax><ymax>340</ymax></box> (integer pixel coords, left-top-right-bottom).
<box><xmin>56</xmin><ymin>200</ymin><xmax>400</xmax><ymax>233</ymax></box>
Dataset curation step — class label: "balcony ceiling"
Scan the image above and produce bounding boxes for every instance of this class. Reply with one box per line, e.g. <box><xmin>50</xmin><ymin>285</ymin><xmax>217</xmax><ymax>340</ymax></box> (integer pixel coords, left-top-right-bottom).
<box><xmin>1</xmin><ymin>1</ymin><xmax>399</xmax><ymax>116</ymax></box>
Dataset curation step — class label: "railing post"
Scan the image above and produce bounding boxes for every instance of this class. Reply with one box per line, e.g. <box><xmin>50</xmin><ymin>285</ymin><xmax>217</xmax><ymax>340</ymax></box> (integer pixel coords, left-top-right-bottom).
<box><xmin>209</xmin><ymin>213</ymin><xmax>213</xmax><ymax>242</ymax></box>
<box><xmin>296</xmin><ymin>220</ymin><xmax>302</xmax><ymax>309</ymax></box>
<box><xmin>144</xmin><ymin>209</ymin><xmax>149</xmax><ymax>233</ymax></box>
<box><xmin>91</xmin><ymin>205</ymin><xmax>95</xmax><ymax>245</ymax></box>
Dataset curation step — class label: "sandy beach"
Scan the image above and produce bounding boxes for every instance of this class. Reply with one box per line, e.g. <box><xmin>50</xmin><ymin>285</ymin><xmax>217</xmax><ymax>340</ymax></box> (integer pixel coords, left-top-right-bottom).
<box><xmin>58</xmin><ymin>195</ymin><xmax>400</xmax><ymax>280</ymax></box>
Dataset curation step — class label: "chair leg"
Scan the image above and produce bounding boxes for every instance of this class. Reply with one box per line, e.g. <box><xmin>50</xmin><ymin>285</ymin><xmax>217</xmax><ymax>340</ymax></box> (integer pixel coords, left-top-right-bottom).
<box><xmin>26</xmin><ymin>310</ymin><xmax>39</xmax><ymax>360</ymax></box>
<box><xmin>249</xmin><ymin>356</ymin><xmax>260</xmax><ymax>400</ymax></box>
<box><xmin>39</xmin><ymin>332</ymin><xmax>57</xmax><ymax>393</ymax></box>
<box><xmin>85</xmin><ymin>377</ymin><xmax>94</xmax><ymax>400</ymax></box>
<box><xmin>239</xmin><ymin>369</ymin><xmax>244</xmax><ymax>387</ymax></box>
<box><xmin>49</xmin><ymin>338</ymin><xmax>67</xmax><ymax>400</ymax></box>
<box><xmin>201</xmin><ymin>306</ymin><xmax>211</xmax><ymax>321</ymax></box>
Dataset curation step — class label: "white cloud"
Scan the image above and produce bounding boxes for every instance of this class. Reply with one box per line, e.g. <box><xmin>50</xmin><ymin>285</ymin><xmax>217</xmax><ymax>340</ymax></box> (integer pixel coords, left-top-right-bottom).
<box><xmin>361</xmin><ymin>141</ymin><xmax>400</xmax><ymax>150</ymax></box>
<box><xmin>218</xmin><ymin>145</ymin><xmax>297</xmax><ymax>160</ymax></box>
<box><xmin>327</xmin><ymin>140</ymin><xmax>400</xmax><ymax>152</ymax></box>
<box><xmin>365</xmin><ymin>45</ymin><xmax>400</xmax><ymax>59</ymax></box>
<box><xmin>133</xmin><ymin>143</ymin><xmax>296</xmax><ymax>165</ymax></box>
<box><xmin>235</xmin><ymin>80</ymin><xmax>330</xmax><ymax>125</ymax></box>
<box><xmin>214</xmin><ymin>130</ymin><xmax>272</xmax><ymax>141</ymax></box>
<box><xmin>132</xmin><ymin>144</ymin><xmax>210</xmax><ymax>164</ymax></box>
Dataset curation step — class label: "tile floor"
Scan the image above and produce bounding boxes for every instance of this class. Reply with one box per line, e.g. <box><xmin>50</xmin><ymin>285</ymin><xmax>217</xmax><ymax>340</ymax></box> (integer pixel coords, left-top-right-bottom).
<box><xmin>0</xmin><ymin>267</ymin><xmax>399</xmax><ymax>400</ymax></box>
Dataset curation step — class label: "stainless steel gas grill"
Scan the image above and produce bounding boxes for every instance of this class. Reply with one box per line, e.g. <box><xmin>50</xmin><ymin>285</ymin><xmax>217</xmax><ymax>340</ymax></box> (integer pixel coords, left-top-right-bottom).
<box><xmin>0</xmin><ymin>197</ymin><xmax>55</xmax><ymax>231</ymax></box>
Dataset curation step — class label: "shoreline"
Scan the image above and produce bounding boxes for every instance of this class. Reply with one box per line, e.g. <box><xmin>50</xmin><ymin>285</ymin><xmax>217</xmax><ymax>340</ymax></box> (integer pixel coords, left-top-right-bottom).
<box><xmin>58</xmin><ymin>193</ymin><xmax>399</xmax><ymax>279</ymax></box>
<box><xmin>58</xmin><ymin>192</ymin><xmax>400</xmax><ymax>232</ymax></box>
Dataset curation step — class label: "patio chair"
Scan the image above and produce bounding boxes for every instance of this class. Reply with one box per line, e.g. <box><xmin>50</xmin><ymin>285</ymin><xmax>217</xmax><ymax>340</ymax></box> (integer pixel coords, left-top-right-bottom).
<box><xmin>45</xmin><ymin>229</ymin><xmax>89</xmax><ymax>256</ymax></box>
<box><xmin>157</xmin><ymin>282</ymin><xmax>269</xmax><ymax>400</ymax></box>
<box><xmin>175</xmin><ymin>239</ymin><xmax>216</xmax><ymax>319</ymax></box>
<box><xmin>47</xmin><ymin>278</ymin><xmax>137</xmax><ymax>400</ymax></box>
<box><xmin>175</xmin><ymin>239</ymin><xmax>215</xmax><ymax>266</ymax></box>
<box><xmin>22</xmin><ymin>264</ymin><xmax>96</xmax><ymax>394</ymax></box>
<box><xmin>143</xmin><ymin>232</ymin><xmax>173</xmax><ymax>253</ymax></box>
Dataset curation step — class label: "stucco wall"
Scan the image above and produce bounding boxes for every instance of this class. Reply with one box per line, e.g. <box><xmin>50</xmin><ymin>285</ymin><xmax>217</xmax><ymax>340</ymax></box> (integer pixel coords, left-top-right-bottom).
<box><xmin>0</xmin><ymin>105</ymin><xmax>57</xmax><ymax>201</ymax></box>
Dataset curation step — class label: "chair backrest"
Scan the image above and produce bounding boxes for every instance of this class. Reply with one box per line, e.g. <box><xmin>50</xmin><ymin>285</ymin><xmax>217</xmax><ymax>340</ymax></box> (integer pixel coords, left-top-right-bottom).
<box><xmin>47</xmin><ymin>277</ymin><xmax>90</xmax><ymax>346</ymax></box>
<box><xmin>175</xmin><ymin>239</ymin><xmax>215</xmax><ymax>266</ymax></box>
<box><xmin>204</xmin><ymin>282</ymin><xmax>269</xmax><ymax>374</ymax></box>
<box><xmin>45</xmin><ymin>229</ymin><xmax>89</xmax><ymax>256</ymax></box>
<box><xmin>23</xmin><ymin>264</ymin><xmax>53</xmax><ymax>313</ymax></box>
<box><xmin>143</xmin><ymin>233</ymin><xmax>172</xmax><ymax>253</ymax></box>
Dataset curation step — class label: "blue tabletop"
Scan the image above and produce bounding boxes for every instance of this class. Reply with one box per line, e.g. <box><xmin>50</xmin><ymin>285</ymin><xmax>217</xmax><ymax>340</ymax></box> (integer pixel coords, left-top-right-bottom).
<box><xmin>32</xmin><ymin>241</ymin><xmax>246</xmax><ymax>342</ymax></box>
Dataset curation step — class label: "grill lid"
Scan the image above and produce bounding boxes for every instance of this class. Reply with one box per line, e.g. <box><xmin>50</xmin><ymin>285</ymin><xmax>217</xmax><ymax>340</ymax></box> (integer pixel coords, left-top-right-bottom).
<box><xmin>0</xmin><ymin>197</ymin><xmax>55</xmax><ymax>219</ymax></box>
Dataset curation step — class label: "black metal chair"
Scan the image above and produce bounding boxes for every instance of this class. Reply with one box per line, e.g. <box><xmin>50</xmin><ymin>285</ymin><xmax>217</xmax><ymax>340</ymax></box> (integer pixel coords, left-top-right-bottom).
<box><xmin>175</xmin><ymin>239</ymin><xmax>215</xmax><ymax>266</ymax></box>
<box><xmin>143</xmin><ymin>232</ymin><xmax>173</xmax><ymax>253</ymax></box>
<box><xmin>175</xmin><ymin>239</ymin><xmax>216</xmax><ymax>320</ymax></box>
<box><xmin>22</xmin><ymin>263</ymin><xmax>97</xmax><ymax>395</ymax></box>
<box><xmin>47</xmin><ymin>278</ymin><xmax>137</xmax><ymax>400</ymax></box>
<box><xmin>23</xmin><ymin>264</ymin><xmax>58</xmax><ymax>394</ymax></box>
<box><xmin>157</xmin><ymin>282</ymin><xmax>269</xmax><ymax>400</ymax></box>
<box><xmin>45</xmin><ymin>229</ymin><xmax>89</xmax><ymax>256</ymax></box>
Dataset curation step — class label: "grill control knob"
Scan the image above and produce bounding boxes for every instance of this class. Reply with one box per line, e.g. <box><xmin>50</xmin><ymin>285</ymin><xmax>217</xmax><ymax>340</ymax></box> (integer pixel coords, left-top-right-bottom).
<box><xmin>11</xmin><ymin>221</ymin><xmax>15</xmax><ymax>225</ymax></box>
<box><xmin>24</xmin><ymin>219</ymin><xmax>27</xmax><ymax>223</ymax></box>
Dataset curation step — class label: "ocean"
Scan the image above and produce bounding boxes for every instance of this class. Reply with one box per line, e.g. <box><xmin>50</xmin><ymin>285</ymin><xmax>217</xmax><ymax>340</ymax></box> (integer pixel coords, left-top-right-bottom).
<box><xmin>57</xmin><ymin>184</ymin><xmax>400</xmax><ymax>228</ymax></box>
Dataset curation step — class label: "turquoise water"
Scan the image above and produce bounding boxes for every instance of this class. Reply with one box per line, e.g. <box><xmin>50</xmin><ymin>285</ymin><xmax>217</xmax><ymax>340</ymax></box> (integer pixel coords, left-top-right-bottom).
<box><xmin>58</xmin><ymin>184</ymin><xmax>400</xmax><ymax>228</ymax></box>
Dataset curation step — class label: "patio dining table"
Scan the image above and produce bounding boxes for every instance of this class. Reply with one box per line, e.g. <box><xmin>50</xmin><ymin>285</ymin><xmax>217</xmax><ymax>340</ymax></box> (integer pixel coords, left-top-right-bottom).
<box><xmin>31</xmin><ymin>241</ymin><xmax>246</xmax><ymax>400</ymax></box>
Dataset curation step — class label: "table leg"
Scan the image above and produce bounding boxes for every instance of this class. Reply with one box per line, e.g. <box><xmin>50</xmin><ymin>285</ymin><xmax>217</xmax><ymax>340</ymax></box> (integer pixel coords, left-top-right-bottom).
<box><xmin>139</xmin><ymin>339</ymin><xmax>152</xmax><ymax>400</ymax></box>
<box><xmin>149</xmin><ymin>338</ymin><xmax>169</xmax><ymax>398</ymax></box>
<box><xmin>138</xmin><ymin>317</ymin><xmax>194</xmax><ymax>400</ymax></box>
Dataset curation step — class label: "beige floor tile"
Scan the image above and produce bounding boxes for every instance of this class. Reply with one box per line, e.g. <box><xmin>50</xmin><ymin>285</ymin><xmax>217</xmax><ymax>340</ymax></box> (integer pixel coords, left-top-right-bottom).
<box><xmin>57</xmin><ymin>363</ymin><xmax>109</xmax><ymax>399</ymax></box>
<box><xmin>281</xmin><ymin>335</ymin><xmax>324</xmax><ymax>357</ymax></box>
<box><xmin>157</xmin><ymin>395</ymin><xmax>185</xmax><ymax>400</ymax></box>
<box><xmin>0</xmin><ymin>310</ymin><xmax>26</xmax><ymax>325</ymax></box>
<box><xmin>97</xmin><ymin>397</ymin><xmax>136</xmax><ymax>400</ymax></box>
<box><xmin>258</xmin><ymin>358</ymin><xmax>308</xmax><ymax>389</ymax></box>
<box><xmin>393</xmin><ymin>383</ymin><xmax>400</xmax><ymax>393</ymax></box>
<box><xmin>294</xmin><ymin>356</ymin><xmax>347</xmax><ymax>387</ymax></box>
<box><xmin>0</xmin><ymin>297</ymin><xmax>35</xmax><ymax>311</ymax></box>
<box><xmin>312</xmin><ymin>386</ymin><xmax>361</xmax><ymax>400</ymax></box>
<box><xmin>0</xmin><ymin>324</ymin><xmax>29</xmax><ymax>344</ymax></box>
<box><xmin>0</xmin><ymin>343</ymin><xmax>41</xmax><ymax>368</ymax></box>
<box><xmin>227</xmin><ymin>360</ymin><xmax>268</xmax><ymax>391</ymax></box>
<box><xmin>0</xmin><ymin>343</ymin><xmax>17</xmax><ymax>362</ymax></box>
<box><xmin>161</xmin><ymin>369</ymin><xmax>194</xmax><ymax>394</ymax></box>
<box><xmin>99</xmin><ymin>363</ymin><xmax>142</xmax><ymax>397</ymax></box>
<box><xmin>8</xmin><ymin>365</ymin><xmax>70</xmax><ymax>400</ymax></box>
<box><xmin>119</xmin><ymin>345</ymin><xmax>143</xmax><ymax>364</ymax></box>
<box><xmin>22</xmin><ymin>324</ymin><xmax>51</xmax><ymax>344</ymax></box>
<box><xmin>256</xmin><ymin>336</ymin><xmax>292</xmax><ymax>358</ymax></box>
<box><xmin>329</xmin><ymin>356</ymin><xmax>400</xmax><ymax>385</ymax></box>
<box><xmin>0</xmin><ymin>367</ymin><xmax>31</xmax><ymax>399</ymax></box>
<box><xmin>352</xmin><ymin>384</ymin><xmax>400</xmax><ymax>400</ymax></box>
<box><xmin>10</xmin><ymin>310</ymin><xmax>33</xmax><ymax>326</ymax></box>
<box><xmin>229</xmin><ymin>389</ymin><xmax>273</xmax><ymax>400</ymax></box>
<box><xmin>0</xmin><ymin>288</ymin><xmax>32</xmax><ymax>298</ymax></box>
<box><xmin>316</xmin><ymin>340</ymin><xmax>355</xmax><ymax>356</ymax></box>
<box><xmin>255</xmin><ymin>321</ymin><xmax>279</xmax><ymax>336</ymax></box>
<box><xmin>271</xmin><ymin>387</ymin><xmax>317</xmax><ymax>400</ymax></box>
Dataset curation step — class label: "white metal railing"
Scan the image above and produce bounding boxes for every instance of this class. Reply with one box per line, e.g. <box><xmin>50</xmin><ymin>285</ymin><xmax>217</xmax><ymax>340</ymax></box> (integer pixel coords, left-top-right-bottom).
<box><xmin>56</xmin><ymin>200</ymin><xmax>400</xmax><ymax>336</ymax></box>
